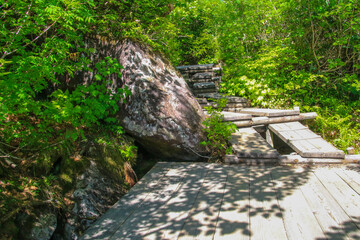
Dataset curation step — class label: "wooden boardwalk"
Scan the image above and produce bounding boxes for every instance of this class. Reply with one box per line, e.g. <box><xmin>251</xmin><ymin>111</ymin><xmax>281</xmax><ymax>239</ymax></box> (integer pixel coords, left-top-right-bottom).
<box><xmin>82</xmin><ymin>163</ymin><xmax>360</xmax><ymax>240</ymax></box>
<box><xmin>81</xmin><ymin>162</ymin><xmax>360</xmax><ymax>240</ymax></box>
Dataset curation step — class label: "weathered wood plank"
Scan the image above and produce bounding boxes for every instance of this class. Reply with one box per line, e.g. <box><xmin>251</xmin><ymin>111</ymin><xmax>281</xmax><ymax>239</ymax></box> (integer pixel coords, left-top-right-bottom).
<box><xmin>344</xmin><ymin>155</ymin><xmax>360</xmax><ymax>163</ymax></box>
<box><xmin>335</xmin><ymin>167</ymin><xmax>360</xmax><ymax>196</ymax></box>
<box><xmin>249</xmin><ymin>167</ymin><xmax>288</xmax><ymax>240</ymax></box>
<box><xmin>266</xmin><ymin>128</ymin><xmax>274</xmax><ymax>147</ymax></box>
<box><xmin>233</xmin><ymin>113</ymin><xmax>317</xmax><ymax>128</ymax></box>
<box><xmin>213</xmin><ymin>166</ymin><xmax>250</xmax><ymax>240</ymax></box>
<box><xmin>279</xmin><ymin>155</ymin><xmax>344</xmax><ymax>164</ymax></box>
<box><xmin>292</xmin><ymin>138</ymin><xmax>345</xmax><ymax>158</ymax></box>
<box><xmin>110</xmin><ymin>163</ymin><xmax>195</xmax><ymax>239</ymax></box>
<box><xmin>269</xmin><ymin>122</ymin><xmax>345</xmax><ymax>159</ymax></box>
<box><xmin>81</xmin><ymin>162</ymin><xmax>177</xmax><ymax>240</ymax></box>
<box><xmin>141</xmin><ymin>163</ymin><xmax>211</xmax><ymax>240</ymax></box>
<box><xmin>271</xmin><ymin>166</ymin><xmax>326</xmax><ymax>240</ymax></box>
<box><xmin>222</xmin><ymin>108</ymin><xmax>246</xmax><ymax>113</ymax></box>
<box><xmin>314</xmin><ymin>167</ymin><xmax>360</xmax><ymax>229</ymax></box>
<box><xmin>230</xmin><ymin>128</ymin><xmax>279</xmax><ymax>159</ymax></box>
<box><xmin>240</xmin><ymin>108</ymin><xmax>300</xmax><ymax>117</ymax></box>
<box><xmin>270</xmin><ymin>122</ymin><xmax>308</xmax><ymax>132</ymax></box>
<box><xmin>276</xmin><ymin>129</ymin><xmax>321</xmax><ymax>142</ymax></box>
<box><xmin>221</xmin><ymin>111</ymin><xmax>252</xmax><ymax>122</ymax></box>
<box><xmin>178</xmin><ymin>165</ymin><xmax>228</xmax><ymax>240</ymax></box>
<box><xmin>299</xmin><ymin>169</ymin><xmax>360</xmax><ymax>239</ymax></box>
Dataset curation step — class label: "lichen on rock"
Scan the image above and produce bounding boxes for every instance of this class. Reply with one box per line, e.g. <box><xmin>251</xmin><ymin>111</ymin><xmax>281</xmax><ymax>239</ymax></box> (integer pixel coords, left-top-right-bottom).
<box><xmin>116</xmin><ymin>39</ymin><xmax>207</xmax><ymax>160</ymax></box>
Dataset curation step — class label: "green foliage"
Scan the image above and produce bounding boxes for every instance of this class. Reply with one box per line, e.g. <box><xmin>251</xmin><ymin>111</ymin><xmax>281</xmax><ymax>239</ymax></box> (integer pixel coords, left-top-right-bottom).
<box><xmin>95</xmin><ymin>132</ymin><xmax>137</xmax><ymax>185</ymax></box>
<box><xmin>149</xmin><ymin>0</ymin><xmax>359</xmax><ymax>152</ymax></box>
<box><xmin>0</xmin><ymin>0</ymin><xmax>133</xmax><ymax>153</ymax></box>
<box><xmin>201</xmin><ymin>98</ymin><xmax>237</xmax><ymax>162</ymax></box>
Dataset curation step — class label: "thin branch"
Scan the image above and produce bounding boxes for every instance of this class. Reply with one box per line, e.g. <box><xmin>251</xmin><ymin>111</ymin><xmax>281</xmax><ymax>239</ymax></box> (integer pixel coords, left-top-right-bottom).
<box><xmin>309</xmin><ymin>10</ymin><xmax>321</xmax><ymax>70</ymax></box>
<box><xmin>2</xmin><ymin>18</ymin><xmax>59</xmax><ymax>59</ymax></box>
<box><xmin>15</xmin><ymin>3</ymin><xmax>32</xmax><ymax>36</ymax></box>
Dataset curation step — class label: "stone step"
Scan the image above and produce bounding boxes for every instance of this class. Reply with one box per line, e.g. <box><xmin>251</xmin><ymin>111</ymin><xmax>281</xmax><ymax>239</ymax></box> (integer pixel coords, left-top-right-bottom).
<box><xmin>177</xmin><ymin>64</ymin><xmax>215</xmax><ymax>72</ymax></box>
<box><xmin>225</xmin><ymin>96</ymin><xmax>249</xmax><ymax>103</ymax></box>
<box><xmin>225</xmin><ymin>102</ymin><xmax>249</xmax><ymax>108</ymax></box>
<box><xmin>192</xmin><ymin>82</ymin><xmax>216</xmax><ymax>90</ymax></box>
<box><xmin>188</xmin><ymin>76</ymin><xmax>221</xmax><ymax>83</ymax></box>
<box><xmin>196</xmin><ymin>98</ymin><xmax>208</xmax><ymax>104</ymax></box>
<box><xmin>191</xmin><ymin>72</ymin><xmax>213</xmax><ymax>80</ymax></box>
<box><xmin>193</xmin><ymin>89</ymin><xmax>218</xmax><ymax>94</ymax></box>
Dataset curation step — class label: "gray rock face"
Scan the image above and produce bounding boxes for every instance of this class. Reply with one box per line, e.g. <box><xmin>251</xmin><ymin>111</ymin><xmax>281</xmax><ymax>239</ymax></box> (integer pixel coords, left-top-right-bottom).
<box><xmin>117</xmin><ymin>40</ymin><xmax>207</xmax><ymax>160</ymax></box>
<box><xmin>16</xmin><ymin>208</ymin><xmax>57</xmax><ymax>240</ymax></box>
<box><xmin>29</xmin><ymin>212</ymin><xmax>57</xmax><ymax>240</ymax></box>
<box><xmin>60</xmin><ymin>160</ymin><xmax>124</xmax><ymax>240</ymax></box>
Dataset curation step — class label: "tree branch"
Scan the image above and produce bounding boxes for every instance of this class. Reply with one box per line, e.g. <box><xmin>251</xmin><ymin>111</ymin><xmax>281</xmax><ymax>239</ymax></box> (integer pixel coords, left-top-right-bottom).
<box><xmin>2</xmin><ymin>18</ymin><xmax>59</xmax><ymax>59</ymax></box>
<box><xmin>309</xmin><ymin>10</ymin><xmax>321</xmax><ymax>70</ymax></box>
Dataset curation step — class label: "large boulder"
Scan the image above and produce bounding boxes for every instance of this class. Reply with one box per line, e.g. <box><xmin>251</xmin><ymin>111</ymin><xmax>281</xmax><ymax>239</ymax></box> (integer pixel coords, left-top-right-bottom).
<box><xmin>68</xmin><ymin>37</ymin><xmax>207</xmax><ymax>160</ymax></box>
<box><xmin>116</xmin><ymin>40</ymin><xmax>207</xmax><ymax>160</ymax></box>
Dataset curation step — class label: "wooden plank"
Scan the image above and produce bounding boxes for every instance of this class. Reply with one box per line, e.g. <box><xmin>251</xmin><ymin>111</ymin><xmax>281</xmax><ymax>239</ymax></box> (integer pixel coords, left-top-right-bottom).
<box><xmin>299</xmin><ymin>169</ymin><xmax>360</xmax><ymax>239</ymax></box>
<box><xmin>270</xmin><ymin>122</ymin><xmax>308</xmax><ymax>132</ymax></box>
<box><xmin>279</xmin><ymin>155</ymin><xmax>344</xmax><ymax>164</ymax></box>
<box><xmin>141</xmin><ymin>163</ymin><xmax>211</xmax><ymax>240</ymax></box>
<box><xmin>344</xmin><ymin>155</ymin><xmax>360</xmax><ymax>163</ymax></box>
<box><xmin>334</xmin><ymin>167</ymin><xmax>360</xmax><ymax>196</ymax></box>
<box><xmin>80</xmin><ymin>162</ymin><xmax>176</xmax><ymax>240</ymax></box>
<box><xmin>276</xmin><ymin>129</ymin><xmax>321</xmax><ymax>142</ymax></box>
<box><xmin>233</xmin><ymin>113</ymin><xmax>317</xmax><ymax>127</ymax></box>
<box><xmin>230</xmin><ymin>128</ymin><xmax>279</xmax><ymax>159</ymax></box>
<box><xmin>314</xmin><ymin>167</ymin><xmax>360</xmax><ymax>229</ymax></box>
<box><xmin>240</xmin><ymin>108</ymin><xmax>300</xmax><ymax>117</ymax></box>
<box><xmin>110</xmin><ymin>163</ymin><xmax>195</xmax><ymax>239</ymax></box>
<box><xmin>213</xmin><ymin>166</ymin><xmax>251</xmax><ymax>240</ymax></box>
<box><xmin>249</xmin><ymin>167</ymin><xmax>288</xmax><ymax>240</ymax></box>
<box><xmin>269</xmin><ymin>122</ymin><xmax>345</xmax><ymax>159</ymax></box>
<box><xmin>178</xmin><ymin>165</ymin><xmax>228</xmax><ymax>240</ymax></box>
<box><xmin>265</xmin><ymin>129</ymin><xmax>274</xmax><ymax>147</ymax></box>
<box><xmin>221</xmin><ymin>111</ymin><xmax>252</xmax><ymax>121</ymax></box>
<box><xmin>271</xmin><ymin>166</ymin><xmax>326</xmax><ymax>240</ymax></box>
<box><xmin>292</xmin><ymin>138</ymin><xmax>345</xmax><ymax>158</ymax></box>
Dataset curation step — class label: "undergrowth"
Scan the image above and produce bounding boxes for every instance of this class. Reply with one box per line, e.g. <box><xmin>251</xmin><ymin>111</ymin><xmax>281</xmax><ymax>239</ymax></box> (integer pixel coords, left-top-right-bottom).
<box><xmin>201</xmin><ymin>98</ymin><xmax>237</xmax><ymax>162</ymax></box>
<box><xmin>0</xmin><ymin>127</ymin><xmax>137</xmax><ymax>239</ymax></box>
<box><xmin>221</xmin><ymin>44</ymin><xmax>360</xmax><ymax>153</ymax></box>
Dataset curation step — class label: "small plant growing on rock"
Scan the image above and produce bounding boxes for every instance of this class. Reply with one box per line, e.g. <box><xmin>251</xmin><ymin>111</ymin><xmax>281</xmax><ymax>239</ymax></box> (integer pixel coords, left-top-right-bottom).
<box><xmin>201</xmin><ymin>98</ymin><xmax>237</xmax><ymax>162</ymax></box>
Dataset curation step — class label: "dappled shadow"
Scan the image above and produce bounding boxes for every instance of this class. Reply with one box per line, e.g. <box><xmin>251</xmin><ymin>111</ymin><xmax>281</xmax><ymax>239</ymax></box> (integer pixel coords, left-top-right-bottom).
<box><xmin>316</xmin><ymin>216</ymin><xmax>360</xmax><ymax>240</ymax></box>
<box><xmin>80</xmin><ymin>162</ymin><xmax>321</xmax><ymax>239</ymax></box>
<box><xmin>343</xmin><ymin>164</ymin><xmax>360</xmax><ymax>173</ymax></box>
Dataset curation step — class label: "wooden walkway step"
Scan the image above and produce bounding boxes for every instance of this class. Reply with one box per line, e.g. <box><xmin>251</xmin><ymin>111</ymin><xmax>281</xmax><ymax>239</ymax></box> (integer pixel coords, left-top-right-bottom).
<box><xmin>240</xmin><ymin>108</ymin><xmax>300</xmax><ymax>117</ymax></box>
<box><xmin>228</xmin><ymin>127</ymin><xmax>279</xmax><ymax>162</ymax></box>
<box><xmin>269</xmin><ymin>122</ymin><xmax>345</xmax><ymax>159</ymax></box>
<box><xmin>221</xmin><ymin>111</ymin><xmax>252</xmax><ymax>122</ymax></box>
